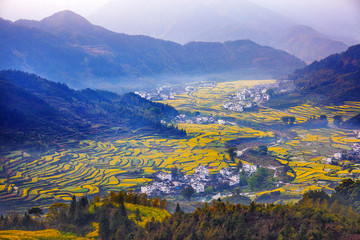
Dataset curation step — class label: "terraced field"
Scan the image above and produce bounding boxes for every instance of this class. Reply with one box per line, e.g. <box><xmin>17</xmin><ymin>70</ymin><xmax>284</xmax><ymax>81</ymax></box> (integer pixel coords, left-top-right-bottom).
<box><xmin>0</xmin><ymin>115</ymin><xmax>273</xmax><ymax>212</ymax></box>
<box><xmin>160</xmin><ymin>80</ymin><xmax>360</xmax><ymax>200</ymax></box>
<box><xmin>1</xmin><ymin>79</ymin><xmax>360</xmax><ymax>210</ymax></box>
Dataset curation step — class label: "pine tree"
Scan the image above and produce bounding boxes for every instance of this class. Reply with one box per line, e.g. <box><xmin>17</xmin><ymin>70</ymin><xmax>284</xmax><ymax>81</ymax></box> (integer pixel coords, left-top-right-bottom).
<box><xmin>135</xmin><ymin>208</ymin><xmax>142</xmax><ymax>222</ymax></box>
<box><xmin>69</xmin><ymin>195</ymin><xmax>76</xmax><ymax>220</ymax></box>
<box><xmin>99</xmin><ymin>208</ymin><xmax>110</xmax><ymax>240</ymax></box>
<box><xmin>119</xmin><ymin>196</ymin><xmax>127</xmax><ymax>218</ymax></box>
<box><xmin>175</xmin><ymin>203</ymin><xmax>183</xmax><ymax>214</ymax></box>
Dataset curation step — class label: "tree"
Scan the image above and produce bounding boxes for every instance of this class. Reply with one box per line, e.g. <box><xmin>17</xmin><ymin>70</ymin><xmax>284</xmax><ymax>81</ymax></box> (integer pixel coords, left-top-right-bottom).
<box><xmin>281</xmin><ymin>116</ymin><xmax>295</xmax><ymax>125</ymax></box>
<box><xmin>152</xmin><ymin>197</ymin><xmax>160</xmax><ymax>208</ymax></box>
<box><xmin>258</xmin><ymin>145</ymin><xmax>268</xmax><ymax>155</ymax></box>
<box><xmin>46</xmin><ymin>203</ymin><xmax>69</xmax><ymax>227</ymax></box>
<box><xmin>248</xmin><ymin>168</ymin><xmax>270</xmax><ymax>191</ymax></box>
<box><xmin>99</xmin><ymin>208</ymin><xmax>110</xmax><ymax>240</ymax></box>
<box><xmin>281</xmin><ymin>116</ymin><xmax>290</xmax><ymax>124</ymax></box>
<box><xmin>320</xmin><ymin>115</ymin><xmax>327</xmax><ymax>120</ymax></box>
<box><xmin>232</xmin><ymin>187</ymin><xmax>241</xmax><ymax>195</ymax></box>
<box><xmin>266</xmin><ymin>88</ymin><xmax>275</xmax><ymax>97</ymax></box>
<box><xmin>289</xmin><ymin>116</ymin><xmax>296</xmax><ymax>125</ymax></box>
<box><xmin>69</xmin><ymin>195</ymin><xmax>76</xmax><ymax>220</ymax></box>
<box><xmin>182</xmin><ymin>186</ymin><xmax>195</xmax><ymax>201</ymax></box>
<box><xmin>119</xmin><ymin>196</ymin><xmax>127</xmax><ymax>218</ymax></box>
<box><xmin>240</xmin><ymin>170</ymin><xmax>248</xmax><ymax>186</ymax></box>
<box><xmin>160</xmin><ymin>199</ymin><xmax>167</xmax><ymax>209</ymax></box>
<box><xmin>333</xmin><ymin>115</ymin><xmax>343</xmax><ymax>127</ymax></box>
<box><xmin>171</xmin><ymin>167</ymin><xmax>178</xmax><ymax>178</ymax></box>
<box><xmin>135</xmin><ymin>208</ymin><xmax>142</xmax><ymax>222</ymax></box>
<box><xmin>204</xmin><ymin>186</ymin><xmax>213</xmax><ymax>195</ymax></box>
<box><xmin>236</xmin><ymin>161</ymin><xmax>243</xmax><ymax>172</ymax></box>
<box><xmin>79</xmin><ymin>196</ymin><xmax>89</xmax><ymax>208</ymax></box>
<box><xmin>28</xmin><ymin>207</ymin><xmax>43</xmax><ymax>218</ymax></box>
<box><xmin>227</xmin><ymin>147</ymin><xmax>237</xmax><ymax>162</ymax></box>
<box><xmin>175</xmin><ymin>203</ymin><xmax>184</xmax><ymax>214</ymax></box>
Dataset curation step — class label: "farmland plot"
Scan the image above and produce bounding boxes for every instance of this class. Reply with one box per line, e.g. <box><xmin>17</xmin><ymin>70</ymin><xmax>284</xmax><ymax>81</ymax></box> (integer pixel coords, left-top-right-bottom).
<box><xmin>1</xmin><ymin>79</ymin><xmax>360</xmax><ymax>210</ymax></box>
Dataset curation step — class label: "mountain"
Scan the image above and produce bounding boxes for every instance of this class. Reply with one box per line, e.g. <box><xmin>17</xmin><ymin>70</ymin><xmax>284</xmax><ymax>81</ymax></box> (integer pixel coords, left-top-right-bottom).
<box><xmin>0</xmin><ymin>10</ymin><xmax>305</xmax><ymax>91</ymax></box>
<box><xmin>290</xmin><ymin>44</ymin><xmax>360</xmax><ymax>102</ymax></box>
<box><xmin>89</xmin><ymin>0</ymin><xmax>349</xmax><ymax>62</ymax></box>
<box><xmin>277</xmin><ymin>25</ymin><xmax>349</xmax><ymax>62</ymax></box>
<box><xmin>0</xmin><ymin>70</ymin><xmax>183</xmax><ymax>149</ymax></box>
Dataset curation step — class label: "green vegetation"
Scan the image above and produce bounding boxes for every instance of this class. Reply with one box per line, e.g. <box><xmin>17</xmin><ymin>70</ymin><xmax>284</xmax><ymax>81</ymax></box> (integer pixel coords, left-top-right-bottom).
<box><xmin>2</xmin><ymin>180</ymin><xmax>360</xmax><ymax>239</ymax></box>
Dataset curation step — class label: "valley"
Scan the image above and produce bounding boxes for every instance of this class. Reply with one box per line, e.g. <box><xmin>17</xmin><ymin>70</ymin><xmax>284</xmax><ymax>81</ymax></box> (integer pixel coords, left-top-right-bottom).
<box><xmin>1</xmin><ymin>1</ymin><xmax>360</xmax><ymax>239</ymax></box>
<box><xmin>1</xmin><ymin>79</ymin><xmax>359</xmax><ymax>213</ymax></box>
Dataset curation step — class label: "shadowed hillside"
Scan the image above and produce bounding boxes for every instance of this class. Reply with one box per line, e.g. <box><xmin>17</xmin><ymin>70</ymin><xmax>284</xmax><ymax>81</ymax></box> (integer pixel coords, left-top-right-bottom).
<box><xmin>0</xmin><ymin>70</ymin><xmax>184</xmax><ymax>150</ymax></box>
<box><xmin>291</xmin><ymin>44</ymin><xmax>360</xmax><ymax>103</ymax></box>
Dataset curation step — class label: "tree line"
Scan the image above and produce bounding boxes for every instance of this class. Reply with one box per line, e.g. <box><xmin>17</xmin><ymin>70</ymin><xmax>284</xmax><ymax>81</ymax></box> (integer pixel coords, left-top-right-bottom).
<box><xmin>1</xmin><ymin>180</ymin><xmax>360</xmax><ymax>239</ymax></box>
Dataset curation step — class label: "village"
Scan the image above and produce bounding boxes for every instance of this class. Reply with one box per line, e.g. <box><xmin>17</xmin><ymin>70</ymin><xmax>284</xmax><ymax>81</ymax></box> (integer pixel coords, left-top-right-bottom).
<box><xmin>134</xmin><ymin>82</ymin><xmax>217</xmax><ymax>101</ymax></box>
<box><xmin>140</xmin><ymin>163</ymin><xmax>258</xmax><ymax>196</ymax></box>
<box><xmin>135</xmin><ymin>81</ymin><xmax>277</xmax><ymax>127</ymax></box>
<box><xmin>222</xmin><ymin>84</ymin><xmax>274</xmax><ymax>112</ymax></box>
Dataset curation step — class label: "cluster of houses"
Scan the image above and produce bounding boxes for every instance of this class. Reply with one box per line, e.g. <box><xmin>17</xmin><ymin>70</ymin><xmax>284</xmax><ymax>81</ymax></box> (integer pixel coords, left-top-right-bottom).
<box><xmin>222</xmin><ymin>86</ymin><xmax>272</xmax><ymax>112</ymax></box>
<box><xmin>140</xmin><ymin>163</ymin><xmax>258</xmax><ymax>196</ymax></box>
<box><xmin>135</xmin><ymin>82</ymin><xmax>216</xmax><ymax>101</ymax></box>
<box><xmin>134</xmin><ymin>89</ymin><xmax>176</xmax><ymax>101</ymax></box>
<box><xmin>174</xmin><ymin>114</ymin><xmax>235</xmax><ymax>125</ymax></box>
<box><xmin>353</xmin><ymin>143</ymin><xmax>360</xmax><ymax>153</ymax></box>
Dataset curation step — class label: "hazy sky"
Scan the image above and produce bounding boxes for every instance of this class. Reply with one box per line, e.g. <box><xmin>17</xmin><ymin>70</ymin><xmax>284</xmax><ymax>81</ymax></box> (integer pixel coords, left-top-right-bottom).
<box><xmin>0</xmin><ymin>0</ymin><xmax>359</xmax><ymax>41</ymax></box>
<box><xmin>0</xmin><ymin>0</ymin><xmax>109</xmax><ymax>21</ymax></box>
<box><xmin>250</xmin><ymin>0</ymin><xmax>360</xmax><ymax>40</ymax></box>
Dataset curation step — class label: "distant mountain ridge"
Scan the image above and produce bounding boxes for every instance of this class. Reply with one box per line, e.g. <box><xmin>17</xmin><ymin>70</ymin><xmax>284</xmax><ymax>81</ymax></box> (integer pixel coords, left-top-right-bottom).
<box><xmin>291</xmin><ymin>44</ymin><xmax>360</xmax><ymax>102</ymax></box>
<box><xmin>279</xmin><ymin>25</ymin><xmax>348</xmax><ymax>62</ymax></box>
<box><xmin>89</xmin><ymin>0</ymin><xmax>349</xmax><ymax>62</ymax></box>
<box><xmin>0</xmin><ymin>10</ymin><xmax>305</xmax><ymax>91</ymax></box>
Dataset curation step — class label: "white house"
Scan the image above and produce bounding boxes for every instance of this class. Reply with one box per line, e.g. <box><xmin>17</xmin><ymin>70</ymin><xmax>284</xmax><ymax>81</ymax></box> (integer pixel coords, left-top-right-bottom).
<box><xmin>141</xmin><ymin>185</ymin><xmax>155</xmax><ymax>194</ymax></box>
<box><xmin>156</xmin><ymin>172</ymin><xmax>172</xmax><ymax>181</ymax></box>
<box><xmin>220</xmin><ymin>168</ymin><xmax>232</xmax><ymax>176</ymax></box>
<box><xmin>244</xmin><ymin>103</ymin><xmax>252</xmax><ymax>108</ymax></box>
<box><xmin>354</xmin><ymin>130</ymin><xmax>360</xmax><ymax>139</ymax></box>
<box><xmin>191</xmin><ymin>182</ymin><xmax>205</xmax><ymax>193</ymax></box>
<box><xmin>263</xmin><ymin>94</ymin><xmax>270</xmax><ymax>101</ymax></box>
<box><xmin>353</xmin><ymin>143</ymin><xmax>360</xmax><ymax>152</ymax></box>
<box><xmin>229</xmin><ymin>175</ymin><xmax>240</xmax><ymax>186</ymax></box>
<box><xmin>217</xmin><ymin>119</ymin><xmax>226</xmax><ymax>125</ymax></box>
<box><xmin>160</xmin><ymin>186</ymin><xmax>170</xmax><ymax>194</ymax></box>
<box><xmin>334</xmin><ymin>152</ymin><xmax>342</xmax><ymax>160</ymax></box>
<box><xmin>195</xmin><ymin>165</ymin><xmax>210</xmax><ymax>177</ymax></box>
<box><xmin>243</xmin><ymin>164</ymin><xmax>257</xmax><ymax>175</ymax></box>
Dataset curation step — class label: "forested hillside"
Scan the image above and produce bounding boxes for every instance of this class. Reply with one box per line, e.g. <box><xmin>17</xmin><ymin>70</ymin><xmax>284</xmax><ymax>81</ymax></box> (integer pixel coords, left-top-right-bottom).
<box><xmin>1</xmin><ymin>180</ymin><xmax>360</xmax><ymax>239</ymax></box>
<box><xmin>0</xmin><ymin>70</ymin><xmax>184</xmax><ymax>150</ymax></box>
<box><xmin>291</xmin><ymin>44</ymin><xmax>360</xmax><ymax>102</ymax></box>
